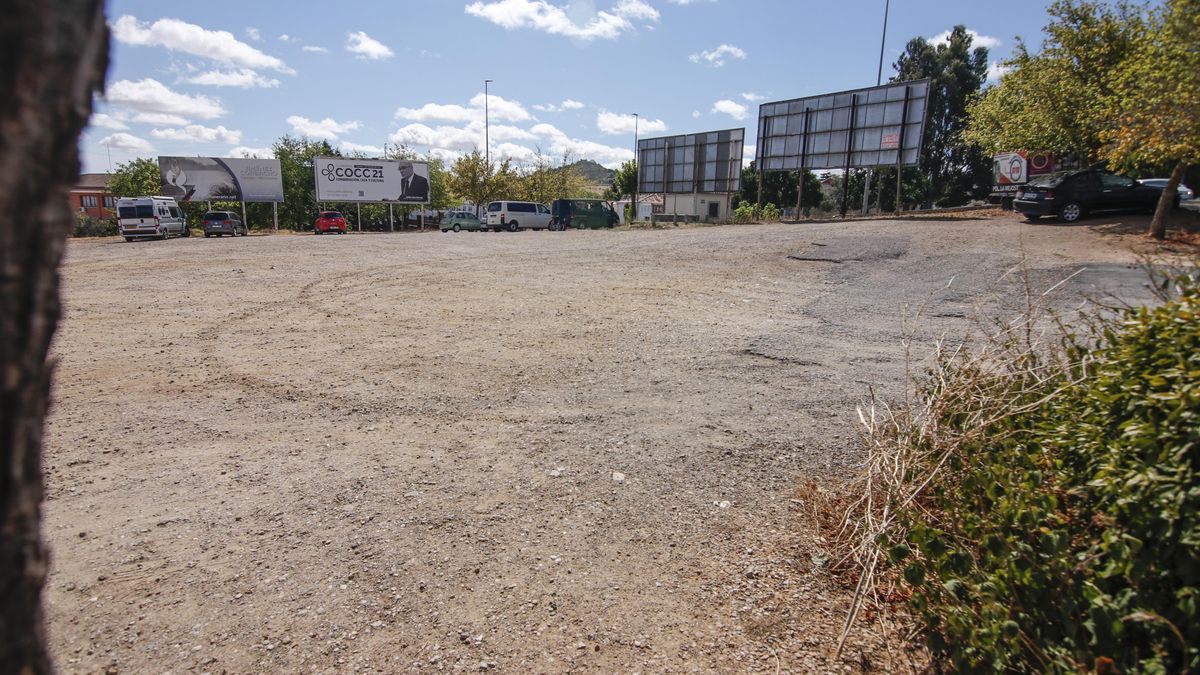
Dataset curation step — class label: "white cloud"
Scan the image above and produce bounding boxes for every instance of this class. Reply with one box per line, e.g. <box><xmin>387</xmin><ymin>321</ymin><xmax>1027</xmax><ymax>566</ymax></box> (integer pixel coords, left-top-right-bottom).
<box><xmin>302</xmin><ymin>45</ymin><xmax>330</xmax><ymax>53</ymax></box>
<box><xmin>339</xmin><ymin>141</ymin><xmax>386</xmax><ymax>156</ymax></box>
<box><xmin>928</xmin><ymin>28</ymin><xmax>1000</xmax><ymax>50</ymax></box>
<box><xmin>132</xmin><ymin>112</ymin><xmax>191</xmax><ymax>126</ymax></box>
<box><xmin>245</xmin><ymin>27</ymin><xmax>261</xmax><ymax>41</ymax></box>
<box><xmin>493</xmin><ymin>142</ymin><xmax>540</xmax><ymax>163</ymax></box>
<box><xmin>691</xmin><ymin>110</ymin><xmax>701</xmax><ymax>119</ymax></box>
<box><xmin>464</xmin><ymin>0</ymin><xmax>659</xmax><ymax>41</ymax></box>
<box><xmin>711</xmin><ymin>99</ymin><xmax>748</xmax><ymax>120</ymax></box>
<box><xmin>689</xmin><ymin>43</ymin><xmax>746</xmax><ymax>67</ymax></box>
<box><xmin>667</xmin><ymin>0</ymin><xmax>716</xmax><ymax>4</ymax></box>
<box><xmin>741</xmin><ymin>92</ymin><xmax>764</xmax><ymax>102</ymax></box>
<box><xmin>105</xmin><ymin>78</ymin><xmax>226</xmax><ymax>120</ymax></box>
<box><xmin>987</xmin><ymin>60</ymin><xmax>1013</xmax><ymax>82</ymax></box>
<box><xmin>278</xmin><ymin>34</ymin><xmax>295</xmax><ymax>42</ymax></box>
<box><xmin>185</xmin><ymin>68</ymin><xmax>280</xmax><ymax>88</ymax></box>
<box><xmin>530</xmin><ymin>123</ymin><xmax>634</xmax><ymax>165</ymax></box>
<box><xmin>89</xmin><ymin>112</ymin><xmax>128</xmax><ymax>130</ymax></box>
<box><xmin>150</xmin><ymin>124</ymin><xmax>242</xmax><ymax>144</ymax></box>
<box><xmin>99</xmin><ymin>132</ymin><xmax>154</xmax><ymax>153</ymax></box>
<box><xmin>346</xmin><ymin>31</ymin><xmax>394</xmax><ymax>60</ymax></box>
<box><xmin>390</xmin><ymin>123</ymin><xmax>482</xmax><ymax>151</ymax></box>
<box><xmin>111</xmin><ymin>15</ymin><xmax>293</xmax><ymax>73</ymax></box>
<box><xmin>596</xmin><ymin>111</ymin><xmax>666</xmax><ymax>135</ymax></box>
<box><xmin>230</xmin><ymin>146</ymin><xmax>273</xmax><ymax>158</ymax></box>
<box><xmin>286</xmin><ymin>115</ymin><xmax>361</xmax><ymax>140</ymax></box>
<box><xmin>395</xmin><ymin>94</ymin><xmax>531</xmax><ymax>124</ymax></box>
<box><xmin>561</xmin><ymin>99</ymin><xmax>584</xmax><ymax>110</ymax></box>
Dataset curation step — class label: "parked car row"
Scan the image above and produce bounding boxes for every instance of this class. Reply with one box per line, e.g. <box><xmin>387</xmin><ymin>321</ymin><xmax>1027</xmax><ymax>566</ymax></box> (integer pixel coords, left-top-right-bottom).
<box><xmin>1013</xmin><ymin>169</ymin><xmax>1182</xmax><ymax>223</ymax></box>
<box><xmin>437</xmin><ymin>199</ymin><xmax>623</xmax><ymax>233</ymax></box>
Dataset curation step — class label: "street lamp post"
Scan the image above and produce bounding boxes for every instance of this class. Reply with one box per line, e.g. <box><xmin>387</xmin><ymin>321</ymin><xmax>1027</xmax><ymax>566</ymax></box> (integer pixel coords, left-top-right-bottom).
<box><xmin>484</xmin><ymin>79</ymin><xmax>492</xmax><ymax>170</ymax></box>
<box><xmin>632</xmin><ymin>113</ymin><xmax>638</xmax><ymax>224</ymax></box>
<box><xmin>862</xmin><ymin>0</ymin><xmax>891</xmax><ymax>214</ymax></box>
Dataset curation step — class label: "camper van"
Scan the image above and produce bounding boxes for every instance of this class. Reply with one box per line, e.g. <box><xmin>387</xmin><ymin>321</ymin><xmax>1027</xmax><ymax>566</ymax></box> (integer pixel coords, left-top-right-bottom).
<box><xmin>116</xmin><ymin>196</ymin><xmax>189</xmax><ymax>241</ymax></box>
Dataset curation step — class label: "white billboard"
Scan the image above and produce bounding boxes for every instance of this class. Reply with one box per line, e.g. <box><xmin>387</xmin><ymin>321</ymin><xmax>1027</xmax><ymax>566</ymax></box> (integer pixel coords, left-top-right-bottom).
<box><xmin>314</xmin><ymin>157</ymin><xmax>429</xmax><ymax>203</ymax></box>
<box><xmin>158</xmin><ymin>156</ymin><xmax>284</xmax><ymax>203</ymax></box>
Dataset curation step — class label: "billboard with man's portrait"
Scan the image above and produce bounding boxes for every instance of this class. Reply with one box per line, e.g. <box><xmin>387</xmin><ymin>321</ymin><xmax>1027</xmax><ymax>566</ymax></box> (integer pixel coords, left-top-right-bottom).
<box><xmin>313</xmin><ymin>157</ymin><xmax>429</xmax><ymax>203</ymax></box>
<box><xmin>158</xmin><ymin>156</ymin><xmax>284</xmax><ymax>203</ymax></box>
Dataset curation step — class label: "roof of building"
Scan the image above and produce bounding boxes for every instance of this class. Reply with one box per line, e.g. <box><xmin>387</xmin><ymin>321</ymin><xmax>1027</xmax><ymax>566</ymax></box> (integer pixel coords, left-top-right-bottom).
<box><xmin>72</xmin><ymin>173</ymin><xmax>113</xmax><ymax>190</ymax></box>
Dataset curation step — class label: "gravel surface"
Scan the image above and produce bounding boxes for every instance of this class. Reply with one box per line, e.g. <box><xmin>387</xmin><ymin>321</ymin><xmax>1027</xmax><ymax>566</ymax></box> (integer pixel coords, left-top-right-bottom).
<box><xmin>44</xmin><ymin>215</ymin><xmax>1160</xmax><ymax>673</ymax></box>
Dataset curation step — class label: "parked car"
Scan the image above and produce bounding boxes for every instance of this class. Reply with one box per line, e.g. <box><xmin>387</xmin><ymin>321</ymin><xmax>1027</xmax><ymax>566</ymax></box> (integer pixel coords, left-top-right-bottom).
<box><xmin>1012</xmin><ymin>169</ymin><xmax>1174</xmax><ymax>223</ymax></box>
<box><xmin>202</xmin><ymin>211</ymin><xmax>247</xmax><ymax>237</ymax></box>
<box><xmin>314</xmin><ymin>211</ymin><xmax>347</xmax><ymax>234</ymax></box>
<box><xmin>485</xmin><ymin>201</ymin><xmax>553</xmax><ymax>232</ymax></box>
<box><xmin>1138</xmin><ymin>178</ymin><xmax>1195</xmax><ymax>201</ymax></box>
<box><xmin>550</xmin><ymin>199</ymin><xmax>619</xmax><ymax>230</ymax></box>
<box><xmin>440</xmin><ymin>211</ymin><xmax>485</xmax><ymax>232</ymax></box>
<box><xmin>116</xmin><ymin>196</ymin><xmax>189</xmax><ymax>241</ymax></box>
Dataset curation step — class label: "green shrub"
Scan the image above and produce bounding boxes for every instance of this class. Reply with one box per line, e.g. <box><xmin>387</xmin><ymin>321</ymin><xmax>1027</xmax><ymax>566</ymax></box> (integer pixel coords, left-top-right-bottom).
<box><xmin>731</xmin><ymin>202</ymin><xmax>781</xmax><ymax>224</ymax></box>
<box><xmin>856</xmin><ymin>270</ymin><xmax>1199</xmax><ymax>672</ymax></box>
<box><xmin>72</xmin><ymin>213</ymin><xmax>118</xmax><ymax>237</ymax></box>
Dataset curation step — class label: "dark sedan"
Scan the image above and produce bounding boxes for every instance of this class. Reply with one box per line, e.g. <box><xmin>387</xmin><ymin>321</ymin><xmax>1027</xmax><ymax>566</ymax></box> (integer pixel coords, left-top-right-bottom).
<box><xmin>1013</xmin><ymin>169</ymin><xmax>1173</xmax><ymax>223</ymax></box>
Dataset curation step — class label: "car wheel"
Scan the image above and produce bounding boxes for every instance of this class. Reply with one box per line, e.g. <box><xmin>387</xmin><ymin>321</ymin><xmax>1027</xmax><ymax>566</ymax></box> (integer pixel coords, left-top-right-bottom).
<box><xmin>183</xmin><ymin>227</ymin><xmax>192</xmax><ymax>238</ymax></box>
<box><xmin>453</xmin><ymin>224</ymin><xmax>461</xmax><ymax>232</ymax></box>
<box><xmin>160</xmin><ymin>228</ymin><xmax>169</xmax><ymax>240</ymax></box>
<box><xmin>1058</xmin><ymin>201</ymin><xmax>1083</xmax><ymax>223</ymax></box>
<box><xmin>508</xmin><ymin>221</ymin><xmax>520</xmax><ymax>232</ymax></box>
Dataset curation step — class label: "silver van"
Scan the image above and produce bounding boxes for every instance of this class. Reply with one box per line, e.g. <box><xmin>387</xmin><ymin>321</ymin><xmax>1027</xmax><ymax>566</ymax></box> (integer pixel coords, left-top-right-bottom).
<box><xmin>117</xmin><ymin>196</ymin><xmax>189</xmax><ymax>241</ymax></box>
<box><xmin>485</xmin><ymin>201</ymin><xmax>553</xmax><ymax>232</ymax></box>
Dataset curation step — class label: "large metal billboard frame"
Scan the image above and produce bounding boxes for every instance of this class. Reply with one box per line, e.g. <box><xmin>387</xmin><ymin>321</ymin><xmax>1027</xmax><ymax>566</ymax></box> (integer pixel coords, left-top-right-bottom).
<box><xmin>158</xmin><ymin>156</ymin><xmax>284</xmax><ymax>203</ymax></box>
<box><xmin>637</xmin><ymin>128</ymin><xmax>744</xmax><ymax>195</ymax></box>
<box><xmin>754</xmin><ymin>79</ymin><xmax>930</xmax><ymax>173</ymax></box>
<box><xmin>314</xmin><ymin>157</ymin><xmax>429</xmax><ymax>204</ymax></box>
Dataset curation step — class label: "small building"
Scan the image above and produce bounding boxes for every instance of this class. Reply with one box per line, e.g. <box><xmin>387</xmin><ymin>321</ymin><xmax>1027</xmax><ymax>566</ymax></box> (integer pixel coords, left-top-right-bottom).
<box><xmin>70</xmin><ymin>173</ymin><xmax>115</xmax><ymax>220</ymax></box>
<box><xmin>662</xmin><ymin>193</ymin><xmax>733</xmax><ymax>223</ymax></box>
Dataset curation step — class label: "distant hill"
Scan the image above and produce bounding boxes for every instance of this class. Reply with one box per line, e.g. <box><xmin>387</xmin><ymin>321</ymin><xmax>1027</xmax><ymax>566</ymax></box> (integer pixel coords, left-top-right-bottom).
<box><xmin>566</xmin><ymin>159</ymin><xmax>614</xmax><ymax>186</ymax></box>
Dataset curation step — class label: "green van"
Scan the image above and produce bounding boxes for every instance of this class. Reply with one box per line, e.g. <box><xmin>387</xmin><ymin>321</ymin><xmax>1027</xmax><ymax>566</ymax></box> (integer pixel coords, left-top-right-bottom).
<box><xmin>550</xmin><ymin>199</ymin><xmax>619</xmax><ymax>230</ymax></box>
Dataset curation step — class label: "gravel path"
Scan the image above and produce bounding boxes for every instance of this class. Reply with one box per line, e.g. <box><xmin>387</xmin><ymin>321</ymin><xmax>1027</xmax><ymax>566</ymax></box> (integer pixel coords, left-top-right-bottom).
<box><xmin>44</xmin><ymin>216</ymin><xmax>1155</xmax><ymax>672</ymax></box>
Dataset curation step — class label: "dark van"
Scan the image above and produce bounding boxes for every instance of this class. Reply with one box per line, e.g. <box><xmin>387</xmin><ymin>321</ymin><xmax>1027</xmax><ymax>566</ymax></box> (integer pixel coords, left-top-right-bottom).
<box><xmin>550</xmin><ymin>199</ymin><xmax>619</xmax><ymax>230</ymax></box>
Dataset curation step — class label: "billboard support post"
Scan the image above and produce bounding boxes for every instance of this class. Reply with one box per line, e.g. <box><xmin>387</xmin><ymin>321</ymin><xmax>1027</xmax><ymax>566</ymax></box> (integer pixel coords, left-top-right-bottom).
<box><xmin>840</xmin><ymin>95</ymin><xmax>859</xmax><ymax>218</ymax></box>
<box><xmin>796</xmin><ymin>108</ymin><xmax>811</xmax><ymax>218</ymax></box>
<box><xmin>356</xmin><ymin>203</ymin><xmax>361</xmax><ymax>233</ymax></box>
<box><xmin>896</xmin><ymin>85</ymin><xmax>910</xmax><ymax>216</ymax></box>
<box><xmin>389</xmin><ymin>203</ymin><xmax>394</xmax><ymax>232</ymax></box>
<box><xmin>241</xmin><ymin>201</ymin><xmax>246</xmax><ymax>231</ymax></box>
<box><xmin>272</xmin><ymin>202</ymin><xmax>278</xmax><ymax>231</ymax></box>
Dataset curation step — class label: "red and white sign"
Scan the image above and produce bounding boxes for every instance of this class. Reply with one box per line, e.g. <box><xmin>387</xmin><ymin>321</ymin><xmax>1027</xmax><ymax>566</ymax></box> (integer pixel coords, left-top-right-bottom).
<box><xmin>881</xmin><ymin>132</ymin><xmax>901</xmax><ymax>150</ymax></box>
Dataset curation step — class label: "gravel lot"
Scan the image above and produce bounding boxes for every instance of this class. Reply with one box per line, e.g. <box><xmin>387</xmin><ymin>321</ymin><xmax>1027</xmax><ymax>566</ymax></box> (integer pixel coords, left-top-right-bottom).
<box><xmin>44</xmin><ymin>215</ymin><xmax>1160</xmax><ymax>672</ymax></box>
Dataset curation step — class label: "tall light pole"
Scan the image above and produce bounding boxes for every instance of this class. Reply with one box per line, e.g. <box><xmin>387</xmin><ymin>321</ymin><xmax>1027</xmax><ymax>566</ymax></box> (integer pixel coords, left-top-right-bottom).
<box><xmin>631</xmin><ymin>113</ymin><xmax>638</xmax><ymax>224</ymax></box>
<box><xmin>862</xmin><ymin>0</ymin><xmax>891</xmax><ymax>214</ymax></box>
<box><xmin>484</xmin><ymin>79</ymin><xmax>492</xmax><ymax>170</ymax></box>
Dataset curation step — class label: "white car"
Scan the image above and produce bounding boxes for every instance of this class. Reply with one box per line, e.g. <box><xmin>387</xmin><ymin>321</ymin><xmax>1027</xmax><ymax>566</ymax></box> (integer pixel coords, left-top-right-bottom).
<box><xmin>116</xmin><ymin>196</ymin><xmax>189</xmax><ymax>241</ymax></box>
<box><xmin>1138</xmin><ymin>178</ymin><xmax>1195</xmax><ymax>201</ymax></box>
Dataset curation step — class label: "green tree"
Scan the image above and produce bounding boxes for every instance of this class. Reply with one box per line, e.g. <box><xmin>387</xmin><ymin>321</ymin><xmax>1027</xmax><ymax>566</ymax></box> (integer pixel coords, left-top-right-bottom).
<box><xmin>737</xmin><ymin>161</ymin><xmax>822</xmax><ymax>215</ymax></box>
<box><xmin>964</xmin><ymin>1</ymin><xmax>1145</xmax><ymax>162</ymax></box>
<box><xmin>106</xmin><ymin>157</ymin><xmax>162</xmax><ymax>198</ymax></box>
<box><xmin>1102</xmin><ymin>0</ymin><xmax>1199</xmax><ymax>239</ymax></box>
<box><xmin>517</xmin><ymin>151</ymin><xmax>592</xmax><ymax>203</ymax></box>
<box><xmin>609</xmin><ymin>159</ymin><xmax>637</xmax><ymax>200</ymax></box>
<box><xmin>448</xmin><ymin>150</ymin><xmax>517</xmax><ymax>216</ymax></box>
<box><xmin>275</xmin><ymin>135</ymin><xmax>337</xmax><ymax>230</ymax></box>
<box><xmin>892</xmin><ymin>25</ymin><xmax>991</xmax><ymax>207</ymax></box>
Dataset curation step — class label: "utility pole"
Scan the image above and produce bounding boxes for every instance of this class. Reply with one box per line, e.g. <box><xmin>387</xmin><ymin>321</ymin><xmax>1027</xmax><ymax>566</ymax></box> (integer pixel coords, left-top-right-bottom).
<box><xmin>632</xmin><ymin>113</ymin><xmax>639</xmax><ymax>224</ymax></box>
<box><xmin>862</xmin><ymin>0</ymin><xmax>890</xmax><ymax>215</ymax></box>
<box><xmin>484</xmin><ymin>79</ymin><xmax>492</xmax><ymax>170</ymax></box>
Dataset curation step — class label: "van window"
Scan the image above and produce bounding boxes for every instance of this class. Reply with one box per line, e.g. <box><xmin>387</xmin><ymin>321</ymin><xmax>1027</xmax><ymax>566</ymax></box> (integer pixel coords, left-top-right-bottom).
<box><xmin>487</xmin><ymin>203</ymin><xmax>502</xmax><ymax>212</ymax></box>
<box><xmin>133</xmin><ymin>205</ymin><xmax>154</xmax><ymax>218</ymax></box>
<box><xmin>169</xmin><ymin>207</ymin><xmax>182</xmax><ymax>218</ymax></box>
<box><xmin>537</xmin><ymin>204</ymin><xmax>550</xmax><ymax>214</ymax></box>
<box><xmin>511</xmin><ymin>203</ymin><xmax>535</xmax><ymax>213</ymax></box>
<box><xmin>118</xmin><ymin>206</ymin><xmax>138</xmax><ymax>218</ymax></box>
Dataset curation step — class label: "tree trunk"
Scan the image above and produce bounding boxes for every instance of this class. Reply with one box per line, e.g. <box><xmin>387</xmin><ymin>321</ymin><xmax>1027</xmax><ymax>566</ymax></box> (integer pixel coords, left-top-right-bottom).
<box><xmin>0</xmin><ymin>2</ymin><xmax>109</xmax><ymax>671</ymax></box>
<box><xmin>1148</xmin><ymin>161</ymin><xmax>1187</xmax><ymax>240</ymax></box>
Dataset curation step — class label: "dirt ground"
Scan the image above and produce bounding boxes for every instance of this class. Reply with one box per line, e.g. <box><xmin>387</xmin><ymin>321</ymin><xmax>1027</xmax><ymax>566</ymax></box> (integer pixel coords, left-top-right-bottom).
<box><xmin>43</xmin><ymin>212</ymin><xmax>1179</xmax><ymax>673</ymax></box>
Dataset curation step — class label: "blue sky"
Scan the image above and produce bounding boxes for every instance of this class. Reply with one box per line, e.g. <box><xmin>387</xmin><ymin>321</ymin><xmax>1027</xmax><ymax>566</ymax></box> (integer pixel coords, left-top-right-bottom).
<box><xmin>84</xmin><ymin>0</ymin><xmax>1066</xmax><ymax>174</ymax></box>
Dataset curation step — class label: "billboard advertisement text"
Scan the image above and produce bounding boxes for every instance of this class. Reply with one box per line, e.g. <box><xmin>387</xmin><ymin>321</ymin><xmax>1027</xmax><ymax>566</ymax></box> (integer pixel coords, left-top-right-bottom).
<box><xmin>158</xmin><ymin>156</ymin><xmax>284</xmax><ymax>203</ymax></box>
<box><xmin>314</xmin><ymin>157</ymin><xmax>429</xmax><ymax>203</ymax></box>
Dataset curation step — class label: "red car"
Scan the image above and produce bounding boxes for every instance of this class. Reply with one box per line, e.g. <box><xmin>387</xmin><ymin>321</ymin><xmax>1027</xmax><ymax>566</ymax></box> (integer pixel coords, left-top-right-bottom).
<box><xmin>314</xmin><ymin>211</ymin><xmax>347</xmax><ymax>234</ymax></box>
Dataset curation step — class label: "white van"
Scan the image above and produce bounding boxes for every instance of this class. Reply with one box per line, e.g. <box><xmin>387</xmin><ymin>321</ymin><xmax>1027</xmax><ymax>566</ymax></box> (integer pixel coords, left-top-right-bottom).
<box><xmin>116</xmin><ymin>196</ymin><xmax>189</xmax><ymax>241</ymax></box>
<box><xmin>485</xmin><ymin>201</ymin><xmax>553</xmax><ymax>232</ymax></box>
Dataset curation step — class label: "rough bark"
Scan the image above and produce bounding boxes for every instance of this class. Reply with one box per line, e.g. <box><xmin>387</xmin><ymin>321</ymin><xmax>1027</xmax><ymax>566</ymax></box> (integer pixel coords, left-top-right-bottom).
<box><xmin>1148</xmin><ymin>161</ymin><xmax>1187</xmax><ymax>240</ymax></box>
<box><xmin>1</xmin><ymin>2</ymin><xmax>109</xmax><ymax>671</ymax></box>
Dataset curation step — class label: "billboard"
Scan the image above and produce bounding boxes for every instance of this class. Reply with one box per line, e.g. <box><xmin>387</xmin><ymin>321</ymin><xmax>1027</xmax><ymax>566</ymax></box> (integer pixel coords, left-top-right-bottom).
<box><xmin>992</xmin><ymin>151</ymin><xmax>1058</xmax><ymax>194</ymax></box>
<box><xmin>755</xmin><ymin>79</ymin><xmax>930</xmax><ymax>172</ymax></box>
<box><xmin>158</xmin><ymin>156</ymin><xmax>284</xmax><ymax>203</ymax></box>
<box><xmin>637</xmin><ymin>128</ymin><xmax>744</xmax><ymax>194</ymax></box>
<box><xmin>314</xmin><ymin>157</ymin><xmax>429</xmax><ymax>203</ymax></box>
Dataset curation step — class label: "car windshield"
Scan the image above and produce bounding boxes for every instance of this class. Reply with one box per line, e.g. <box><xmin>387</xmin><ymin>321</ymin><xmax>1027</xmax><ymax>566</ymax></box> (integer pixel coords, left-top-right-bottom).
<box><xmin>321</xmin><ymin>212</ymin><xmax>342</xmax><ymax>218</ymax></box>
<box><xmin>1026</xmin><ymin>172</ymin><xmax>1071</xmax><ymax>188</ymax></box>
<box><xmin>487</xmin><ymin>203</ymin><xmax>501</xmax><ymax>212</ymax></box>
<box><xmin>204</xmin><ymin>213</ymin><xmax>227</xmax><ymax>220</ymax></box>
